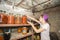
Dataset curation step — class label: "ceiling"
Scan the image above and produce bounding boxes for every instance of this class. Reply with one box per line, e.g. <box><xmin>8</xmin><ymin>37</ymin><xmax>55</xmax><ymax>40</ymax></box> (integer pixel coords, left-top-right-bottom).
<box><xmin>0</xmin><ymin>0</ymin><xmax>60</xmax><ymax>13</ymax></box>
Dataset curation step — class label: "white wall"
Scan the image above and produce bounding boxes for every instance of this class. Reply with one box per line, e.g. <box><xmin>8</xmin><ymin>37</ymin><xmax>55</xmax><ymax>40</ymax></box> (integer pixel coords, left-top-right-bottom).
<box><xmin>0</xmin><ymin>4</ymin><xmax>33</xmax><ymax>17</ymax></box>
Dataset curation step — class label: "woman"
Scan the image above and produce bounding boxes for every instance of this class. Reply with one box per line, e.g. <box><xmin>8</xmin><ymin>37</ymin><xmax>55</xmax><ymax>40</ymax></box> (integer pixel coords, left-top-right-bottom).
<box><xmin>27</xmin><ymin>14</ymin><xmax>50</xmax><ymax>40</ymax></box>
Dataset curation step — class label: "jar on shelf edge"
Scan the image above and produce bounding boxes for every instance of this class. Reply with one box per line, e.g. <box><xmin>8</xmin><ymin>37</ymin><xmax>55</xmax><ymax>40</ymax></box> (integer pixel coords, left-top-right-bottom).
<box><xmin>22</xmin><ymin>15</ymin><xmax>27</xmax><ymax>24</ymax></box>
<box><xmin>7</xmin><ymin>13</ymin><xmax>15</xmax><ymax>24</ymax></box>
<box><xmin>0</xmin><ymin>13</ymin><xmax>8</xmax><ymax>24</ymax></box>
<box><xmin>22</xmin><ymin>27</ymin><xmax>28</xmax><ymax>35</ymax></box>
<box><xmin>0</xmin><ymin>36</ymin><xmax>4</xmax><ymax>40</ymax></box>
<box><xmin>18</xmin><ymin>28</ymin><xmax>22</xmax><ymax>33</ymax></box>
<box><xmin>15</xmin><ymin>14</ymin><xmax>22</xmax><ymax>24</ymax></box>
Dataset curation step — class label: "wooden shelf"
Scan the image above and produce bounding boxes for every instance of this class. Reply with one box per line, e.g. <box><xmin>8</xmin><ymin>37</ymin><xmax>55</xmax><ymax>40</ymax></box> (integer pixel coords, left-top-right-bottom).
<box><xmin>0</xmin><ymin>23</ymin><xmax>38</xmax><ymax>27</ymax></box>
<box><xmin>0</xmin><ymin>23</ymin><xmax>38</xmax><ymax>40</ymax></box>
<box><xmin>0</xmin><ymin>24</ymin><xmax>31</xmax><ymax>27</ymax></box>
<box><xmin>17</xmin><ymin>33</ymin><xmax>33</xmax><ymax>39</ymax></box>
<box><xmin>10</xmin><ymin>33</ymin><xmax>33</xmax><ymax>40</ymax></box>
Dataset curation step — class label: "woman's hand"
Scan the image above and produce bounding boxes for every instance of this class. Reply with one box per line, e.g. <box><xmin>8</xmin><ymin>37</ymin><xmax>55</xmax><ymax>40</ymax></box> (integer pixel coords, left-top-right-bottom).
<box><xmin>27</xmin><ymin>21</ymin><xmax>34</xmax><ymax>26</ymax></box>
<box><xmin>27</xmin><ymin>15</ymin><xmax>40</xmax><ymax>24</ymax></box>
<box><xmin>27</xmin><ymin>21</ymin><xmax>44</xmax><ymax>33</ymax></box>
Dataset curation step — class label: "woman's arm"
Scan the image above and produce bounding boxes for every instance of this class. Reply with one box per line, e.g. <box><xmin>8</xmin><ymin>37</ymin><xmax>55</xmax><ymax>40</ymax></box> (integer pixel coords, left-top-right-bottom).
<box><xmin>28</xmin><ymin>21</ymin><xmax>44</xmax><ymax>33</ymax></box>
<box><xmin>27</xmin><ymin>15</ymin><xmax>40</xmax><ymax>24</ymax></box>
<box><xmin>32</xmin><ymin>24</ymin><xmax>44</xmax><ymax>33</ymax></box>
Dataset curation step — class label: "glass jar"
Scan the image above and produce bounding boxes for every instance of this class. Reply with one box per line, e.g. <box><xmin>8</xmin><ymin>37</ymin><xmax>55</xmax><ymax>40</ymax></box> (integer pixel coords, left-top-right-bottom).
<box><xmin>22</xmin><ymin>15</ymin><xmax>27</xmax><ymax>24</ymax></box>
<box><xmin>7</xmin><ymin>13</ymin><xmax>15</xmax><ymax>24</ymax></box>
<box><xmin>0</xmin><ymin>13</ymin><xmax>8</xmax><ymax>24</ymax></box>
<box><xmin>0</xmin><ymin>36</ymin><xmax>4</xmax><ymax>40</ymax></box>
<box><xmin>15</xmin><ymin>14</ymin><xmax>21</xmax><ymax>24</ymax></box>
<box><xmin>22</xmin><ymin>27</ymin><xmax>28</xmax><ymax>35</ymax></box>
<box><xmin>17</xmin><ymin>28</ymin><xmax>22</xmax><ymax>33</ymax></box>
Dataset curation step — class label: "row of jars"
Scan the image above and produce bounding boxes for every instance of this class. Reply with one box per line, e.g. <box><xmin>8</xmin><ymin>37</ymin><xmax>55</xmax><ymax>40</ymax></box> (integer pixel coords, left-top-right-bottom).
<box><xmin>18</xmin><ymin>27</ymin><xmax>28</xmax><ymax>35</ymax></box>
<box><xmin>0</xmin><ymin>13</ymin><xmax>27</xmax><ymax>24</ymax></box>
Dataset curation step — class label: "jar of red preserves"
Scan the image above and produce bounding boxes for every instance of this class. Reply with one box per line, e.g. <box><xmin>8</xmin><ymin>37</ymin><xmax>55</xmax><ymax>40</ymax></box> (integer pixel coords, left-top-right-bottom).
<box><xmin>0</xmin><ymin>13</ymin><xmax>8</xmax><ymax>24</ymax></box>
<box><xmin>7</xmin><ymin>13</ymin><xmax>15</xmax><ymax>24</ymax></box>
<box><xmin>22</xmin><ymin>27</ymin><xmax>28</xmax><ymax>35</ymax></box>
<box><xmin>15</xmin><ymin>14</ymin><xmax>21</xmax><ymax>24</ymax></box>
<box><xmin>18</xmin><ymin>28</ymin><xmax>22</xmax><ymax>33</ymax></box>
<box><xmin>22</xmin><ymin>15</ymin><xmax>27</xmax><ymax>24</ymax></box>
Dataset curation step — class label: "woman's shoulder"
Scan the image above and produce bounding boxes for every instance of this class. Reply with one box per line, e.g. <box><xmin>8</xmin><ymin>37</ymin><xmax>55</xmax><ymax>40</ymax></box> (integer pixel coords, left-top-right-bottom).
<box><xmin>45</xmin><ymin>23</ymin><xmax>50</xmax><ymax>27</ymax></box>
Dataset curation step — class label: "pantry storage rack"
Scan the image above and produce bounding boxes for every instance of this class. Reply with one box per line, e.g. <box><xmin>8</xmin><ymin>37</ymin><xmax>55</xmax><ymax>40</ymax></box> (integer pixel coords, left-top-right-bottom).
<box><xmin>0</xmin><ymin>23</ymin><xmax>38</xmax><ymax>27</ymax></box>
<box><xmin>0</xmin><ymin>23</ymin><xmax>39</xmax><ymax>40</ymax></box>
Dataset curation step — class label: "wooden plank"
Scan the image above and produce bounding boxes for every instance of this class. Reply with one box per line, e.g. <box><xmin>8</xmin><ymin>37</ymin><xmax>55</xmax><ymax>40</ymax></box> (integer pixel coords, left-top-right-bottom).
<box><xmin>0</xmin><ymin>23</ymin><xmax>38</xmax><ymax>27</ymax></box>
<box><xmin>10</xmin><ymin>33</ymin><xmax>33</xmax><ymax>40</ymax></box>
<box><xmin>0</xmin><ymin>24</ymin><xmax>31</xmax><ymax>27</ymax></box>
<box><xmin>18</xmin><ymin>33</ymin><xmax>33</xmax><ymax>39</ymax></box>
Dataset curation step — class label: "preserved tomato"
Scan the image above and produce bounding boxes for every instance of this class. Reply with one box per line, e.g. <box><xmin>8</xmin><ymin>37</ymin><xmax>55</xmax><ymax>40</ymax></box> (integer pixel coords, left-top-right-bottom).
<box><xmin>0</xmin><ymin>36</ymin><xmax>4</xmax><ymax>40</ymax></box>
<box><xmin>18</xmin><ymin>28</ymin><xmax>22</xmax><ymax>33</ymax></box>
<box><xmin>7</xmin><ymin>15</ymin><xmax>15</xmax><ymax>24</ymax></box>
<box><xmin>15</xmin><ymin>16</ymin><xmax>21</xmax><ymax>24</ymax></box>
<box><xmin>22</xmin><ymin>27</ymin><xmax>28</xmax><ymax>35</ymax></box>
<box><xmin>22</xmin><ymin>15</ymin><xmax>27</xmax><ymax>24</ymax></box>
<box><xmin>0</xmin><ymin>13</ymin><xmax>8</xmax><ymax>24</ymax></box>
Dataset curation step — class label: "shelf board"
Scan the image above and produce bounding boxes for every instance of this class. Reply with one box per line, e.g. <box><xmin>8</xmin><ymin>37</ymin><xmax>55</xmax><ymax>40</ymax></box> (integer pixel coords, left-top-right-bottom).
<box><xmin>18</xmin><ymin>33</ymin><xmax>33</xmax><ymax>39</ymax></box>
<box><xmin>10</xmin><ymin>33</ymin><xmax>33</xmax><ymax>40</ymax></box>
<box><xmin>0</xmin><ymin>23</ymin><xmax>38</xmax><ymax>27</ymax></box>
<box><xmin>0</xmin><ymin>24</ymin><xmax>31</xmax><ymax>27</ymax></box>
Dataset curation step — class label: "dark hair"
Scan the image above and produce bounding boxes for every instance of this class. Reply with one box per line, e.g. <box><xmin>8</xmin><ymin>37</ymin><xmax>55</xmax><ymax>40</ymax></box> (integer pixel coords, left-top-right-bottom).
<box><xmin>40</xmin><ymin>14</ymin><xmax>51</xmax><ymax>25</ymax></box>
<box><xmin>40</xmin><ymin>14</ymin><xmax>48</xmax><ymax>22</ymax></box>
